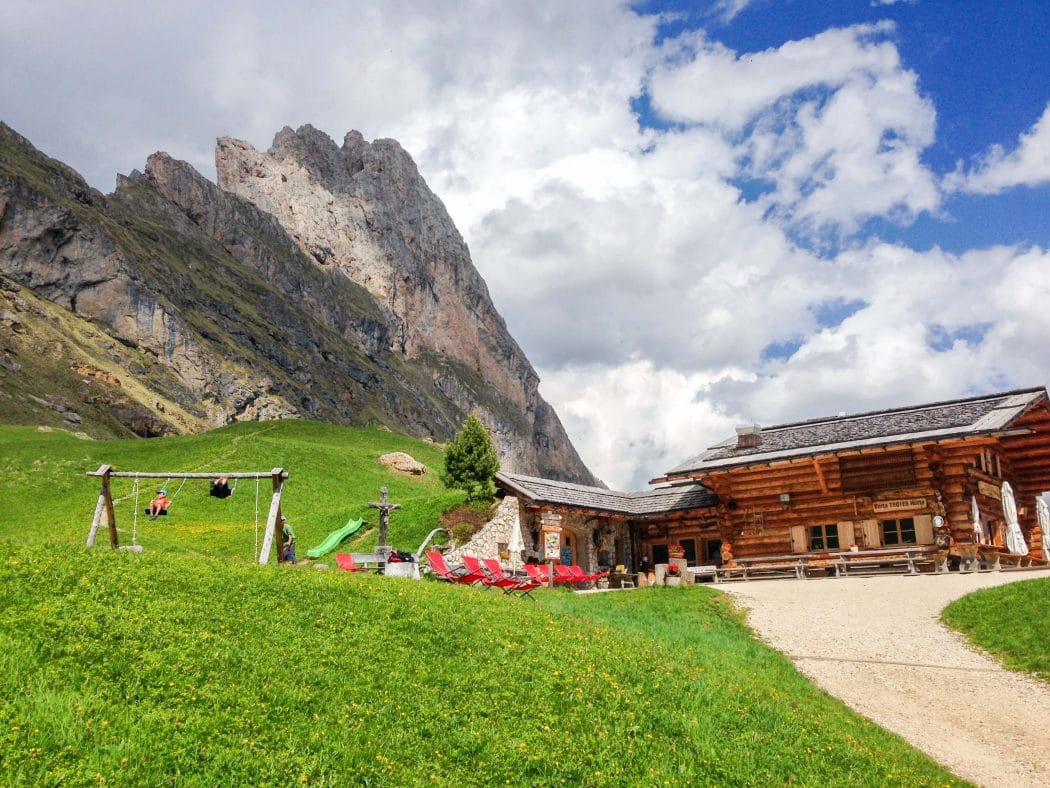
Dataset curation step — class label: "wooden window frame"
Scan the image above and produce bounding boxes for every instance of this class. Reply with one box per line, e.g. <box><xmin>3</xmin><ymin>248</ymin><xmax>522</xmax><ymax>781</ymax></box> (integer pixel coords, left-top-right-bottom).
<box><xmin>808</xmin><ymin>524</ymin><xmax>840</xmax><ymax>551</ymax></box>
<box><xmin>881</xmin><ymin>517</ymin><xmax>917</xmax><ymax>546</ymax></box>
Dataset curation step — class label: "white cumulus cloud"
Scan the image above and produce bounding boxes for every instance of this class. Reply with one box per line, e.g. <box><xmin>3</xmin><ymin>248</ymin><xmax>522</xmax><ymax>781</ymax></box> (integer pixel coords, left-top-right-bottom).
<box><xmin>944</xmin><ymin>102</ymin><xmax>1050</xmax><ymax>194</ymax></box>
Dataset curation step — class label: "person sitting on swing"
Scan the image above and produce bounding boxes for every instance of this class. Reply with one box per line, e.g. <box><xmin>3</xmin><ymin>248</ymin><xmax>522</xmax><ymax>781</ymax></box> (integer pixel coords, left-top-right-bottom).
<box><xmin>147</xmin><ymin>489</ymin><xmax>171</xmax><ymax>520</ymax></box>
<box><xmin>210</xmin><ymin>476</ymin><xmax>233</xmax><ymax>499</ymax></box>
<box><xmin>279</xmin><ymin>516</ymin><xmax>296</xmax><ymax>564</ymax></box>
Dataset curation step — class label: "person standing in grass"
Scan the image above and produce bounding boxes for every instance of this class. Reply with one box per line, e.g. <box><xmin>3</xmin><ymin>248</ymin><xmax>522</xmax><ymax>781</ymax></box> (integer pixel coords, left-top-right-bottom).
<box><xmin>279</xmin><ymin>516</ymin><xmax>296</xmax><ymax>563</ymax></box>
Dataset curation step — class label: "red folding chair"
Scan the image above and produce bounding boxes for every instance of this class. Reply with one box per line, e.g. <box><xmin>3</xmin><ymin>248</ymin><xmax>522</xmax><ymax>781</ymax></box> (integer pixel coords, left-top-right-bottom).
<box><xmin>555</xmin><ymin>563</ymin><xmax>586</xmax><ymax>587</ymax></box>
<box><xmin>425</xmin><ymin>550</ymin><xmax>485</xmax><ymax>585</ymax></box>
<box><xmin>482</xmin><ymin>558</ymin><xmax>541</xmax><ymax>600</ymax></box>
<box><xmin>462</xmin><ymin>555</ymin><xmax>520</xmax><ymax>593</ymax></box>
<box><xmin>335</xmin><ymin>553</ymin><xmax>366</xmax><ymax>573</ymax></box>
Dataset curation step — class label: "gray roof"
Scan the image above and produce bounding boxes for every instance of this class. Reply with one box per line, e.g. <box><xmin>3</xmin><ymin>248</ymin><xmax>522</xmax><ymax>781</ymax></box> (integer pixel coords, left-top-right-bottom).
<box><xmin>495</xmin><ymin>471</ymin><xmax>717</xmax><ymax>517</ymax></box>
<box><xmin>663</xmin><ymin>387</ymin><xmax>1048</xmax><ymax>477</ymax></box>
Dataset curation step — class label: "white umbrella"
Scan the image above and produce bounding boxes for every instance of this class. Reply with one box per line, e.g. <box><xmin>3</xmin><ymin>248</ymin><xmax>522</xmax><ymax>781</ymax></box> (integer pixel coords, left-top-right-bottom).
<box><xmin>507</xmin><ymin>510</ymin><xmax>525</xmax><ymax>571</ymax></box>
<box><xmin>1001</xmin><ymin>482</ymin><xmax>1029</xmax><ymax>556</ymax></box>
<box><xmin>971</xmin><ymin>495</ymin><xmax>983</xmax><ymax>544</ymax></box>
<box><xmin>1037</xmin><ymin>497</ymin><xmax>1050</xmax><ymax>560</ymax></box>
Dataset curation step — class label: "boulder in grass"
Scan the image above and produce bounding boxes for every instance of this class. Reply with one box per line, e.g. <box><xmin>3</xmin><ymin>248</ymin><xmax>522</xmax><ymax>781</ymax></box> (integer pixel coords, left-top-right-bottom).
<box><xmin>379</xmin><ymin>451</ymin><xmax>427</xmax><ymax>475</ymax></box>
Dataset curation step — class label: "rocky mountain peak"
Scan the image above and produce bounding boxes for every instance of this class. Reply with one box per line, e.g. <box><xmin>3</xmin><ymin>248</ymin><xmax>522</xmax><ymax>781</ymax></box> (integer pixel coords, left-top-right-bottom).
<box><xmin>0</xmin><ymin>121</ymin><xmax>598</xmax><ymax>485</ymax></box>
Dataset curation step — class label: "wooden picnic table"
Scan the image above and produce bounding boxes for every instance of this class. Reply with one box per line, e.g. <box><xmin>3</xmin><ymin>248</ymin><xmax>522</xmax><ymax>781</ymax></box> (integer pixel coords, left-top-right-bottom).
<box><xmin>715</xmin><ymin>553</ymin><xmax>809</xmax><ymax>581</ymax></box>
<box><xmin>828</xmin><ymin>546</ymin><xmax>935</xmax><ymax>577</ymax></box>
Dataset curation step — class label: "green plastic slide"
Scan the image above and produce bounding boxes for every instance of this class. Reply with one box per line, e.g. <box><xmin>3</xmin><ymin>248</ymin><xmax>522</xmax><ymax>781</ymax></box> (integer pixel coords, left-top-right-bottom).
<box><xmin>306</xmin><ymin>517</ymin><xmax>365</xmax><ymax>559</ymax></box>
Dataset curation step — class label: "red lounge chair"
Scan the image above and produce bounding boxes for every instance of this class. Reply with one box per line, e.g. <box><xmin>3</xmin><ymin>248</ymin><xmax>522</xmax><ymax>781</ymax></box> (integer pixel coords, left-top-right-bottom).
<box><xmin>425</xmin><ymin>550</ymin><xmax>485</xmax><ymax>585</ymax></box>
<box><xmin>555</xmin><ymin>564</ymin><xmax>585</xmax><ymax>586</ymax></box>
<box><xmin>335</xmin><ymin>553</ymin><xmax>366</xmax><ymax>573</ymax></box>
<box><xmin>462</xmin><ymin>555</ymin><xmax>520</xmax><ymax>593</ymax></box>
<box><xmin>526</xmin><ymin>564</ymin><xmax>573</xmax><ymax>585</ymax></box>
<box><xmin>569</xmin><ymin>565</ymin><xmax>608</xmax><ymax>583</ymax></box>
<box><xmin>482</xmin><ymin>559</ymin><xmax>541</xmax><ymax>600</ymax></box>
<box><xmin>524</xmin><ymin>564</ymin><xmax>548</xmax><ymax>584</ymax></box>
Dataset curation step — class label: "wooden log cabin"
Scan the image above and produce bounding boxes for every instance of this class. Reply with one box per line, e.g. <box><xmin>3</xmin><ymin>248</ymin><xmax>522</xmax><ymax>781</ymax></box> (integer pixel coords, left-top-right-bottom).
<box><xmin>493</xmin><ymin>472</ymin><xmax>717</xmax><ymax>574</ymax></box>
<box><xmin>496</xmin><ymin>387</ymin><xmax>1050</xmax><ymax>577</ymax></box>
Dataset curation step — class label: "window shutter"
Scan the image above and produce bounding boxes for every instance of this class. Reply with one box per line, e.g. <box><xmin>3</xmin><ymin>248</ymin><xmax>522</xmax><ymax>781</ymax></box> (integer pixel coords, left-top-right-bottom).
<box><xmin>836</xmin><ymin>521</ymin><xmax>855</xmax><ymax>548</ymax></box>
<box><xmin>914</xmin><ymin>514</ymin><xmax>935</xmax><ymax>545</ymax></box>
<box><xmin>860</xmin><ymin>519</ymin><xmax>881</xmax><ymax>548</ymax></box>
<box><xmin>790</xmin><ymin>525</ymin><xmax>808</xmax><ymax>553</ymax></box>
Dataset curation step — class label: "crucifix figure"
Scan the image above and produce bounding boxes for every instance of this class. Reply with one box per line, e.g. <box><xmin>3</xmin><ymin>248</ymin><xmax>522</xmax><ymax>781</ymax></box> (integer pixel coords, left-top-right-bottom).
<box><xmin>368</xmin><ymin>486</ymin><xmax>401</xmax><ymax>559</ymax></box>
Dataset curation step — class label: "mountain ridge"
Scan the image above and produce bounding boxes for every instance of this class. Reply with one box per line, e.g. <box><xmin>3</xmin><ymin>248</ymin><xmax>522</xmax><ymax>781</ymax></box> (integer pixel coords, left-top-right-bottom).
<box><xmin>0</xmin><ymin>121</ymin><xmax>598</xmax><ymax>485</ymax></box>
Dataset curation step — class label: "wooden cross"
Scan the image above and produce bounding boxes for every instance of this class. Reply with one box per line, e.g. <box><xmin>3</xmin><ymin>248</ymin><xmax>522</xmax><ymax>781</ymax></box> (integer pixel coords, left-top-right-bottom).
<box><xmin>368</xmin><ymin>486</ymin><xmax>401</xmax><ymax>556</ymax></box>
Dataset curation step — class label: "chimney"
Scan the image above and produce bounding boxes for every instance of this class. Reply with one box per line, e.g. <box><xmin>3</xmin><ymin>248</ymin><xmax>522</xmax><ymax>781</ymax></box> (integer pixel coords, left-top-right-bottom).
<box><xmin>735</xmin><ymin>424</ymin><xmax>762</xmax><ymax>448</ymax></box>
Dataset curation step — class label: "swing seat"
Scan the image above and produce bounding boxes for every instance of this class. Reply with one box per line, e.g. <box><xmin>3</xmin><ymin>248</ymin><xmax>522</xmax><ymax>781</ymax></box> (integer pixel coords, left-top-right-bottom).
<box><xmin>144</xmin><ymin>508</ymin><xmax>168</xmax><ymax>516</ymax></box>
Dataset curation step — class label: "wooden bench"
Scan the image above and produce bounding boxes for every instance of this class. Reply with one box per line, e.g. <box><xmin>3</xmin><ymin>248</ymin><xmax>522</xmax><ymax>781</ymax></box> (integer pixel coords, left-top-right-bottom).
<box><xmin>830</xmin><ymin>547</ymin><xmax>934</xmax><ymax>577</ymax></box>
<box><xmin>715</xmin><ymin>554</ymin><xmax>809</xmax><ymax>582</ymax></box>
<box><xmin>971</xmin><ymin>545</ymin><xmax>1044</xmax><ymax>571</ymax></box>
<box><xmin>686</xmin><ymin>565</ymin><xmax>718</xmax><ymax>583</ymax></box>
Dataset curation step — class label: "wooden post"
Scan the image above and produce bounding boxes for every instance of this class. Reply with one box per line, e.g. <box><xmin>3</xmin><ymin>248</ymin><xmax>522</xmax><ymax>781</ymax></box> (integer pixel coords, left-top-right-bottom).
<box><xmin>258</xmin><ymin>468</ymin><xmax>285</xmax><ymax>565</ymax></box>
<box><xmin>100</xmin><ymin>465</ymin><xmax>118</xmax><ymax>549</ymax></box>
<box><xmin>86</xmin><ymin>488</ymin><xmax>106</xmax><ymax>548</ymax></box>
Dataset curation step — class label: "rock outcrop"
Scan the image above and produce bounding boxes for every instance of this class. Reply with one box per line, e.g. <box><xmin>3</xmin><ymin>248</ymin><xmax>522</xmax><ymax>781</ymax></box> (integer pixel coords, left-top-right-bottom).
<box><xmin>0</xmin><ymin>121</ymin><xmax>597</xmax><ymax>484</ymax></box>
<box><xmin>215</xmin><ymin>125</ymin><xmax>593</xmax><ymax>483</ymax></box>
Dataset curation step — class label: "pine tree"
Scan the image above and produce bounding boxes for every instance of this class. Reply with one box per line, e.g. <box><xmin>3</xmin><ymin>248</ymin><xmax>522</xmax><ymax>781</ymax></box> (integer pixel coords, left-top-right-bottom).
<box><xmin>441</xmin><ymin>413</ymin><xmax>500</xmax><ymax>501</ymax></box>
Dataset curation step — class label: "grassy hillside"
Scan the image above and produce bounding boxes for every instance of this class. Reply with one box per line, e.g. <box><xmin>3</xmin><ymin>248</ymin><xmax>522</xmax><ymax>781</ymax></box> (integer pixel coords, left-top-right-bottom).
<box><xmin>0</xmin><ymin>421</ymin><xmax>461</xmax><ymax>560</ymax></box>
<box><xmin>0</xmin><ymin>423</ymin><xmax>963</xmax><ymax>784</ymax></box>
<box><xmin>942</xmin><ymin>578</ymin><xmax>1050</xmax><ymax>682</ymax></box>
<box><xmin>0</xmin><ymin>546</ymin><xmax>961</xmax><ymax>786</ymax></box>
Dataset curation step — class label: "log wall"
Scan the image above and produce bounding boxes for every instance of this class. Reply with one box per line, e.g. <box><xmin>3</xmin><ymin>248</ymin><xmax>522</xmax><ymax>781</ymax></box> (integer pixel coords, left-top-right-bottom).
<box><xmin>637</xmin><ymin>433</ymin><xmax>1050</xmax><ymax>564</ymax></box>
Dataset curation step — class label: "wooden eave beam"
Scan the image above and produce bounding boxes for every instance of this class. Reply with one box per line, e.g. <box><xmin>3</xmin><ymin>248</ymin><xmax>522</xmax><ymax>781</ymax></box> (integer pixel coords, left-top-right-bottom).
<box><xmin>812</xmin><ymin>457</ymin><xmax>828</xmax><ymax>494</ymax></box>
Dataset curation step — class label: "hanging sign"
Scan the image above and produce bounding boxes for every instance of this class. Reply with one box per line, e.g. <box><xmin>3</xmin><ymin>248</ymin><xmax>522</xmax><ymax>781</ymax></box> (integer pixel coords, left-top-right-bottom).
<box><xmin>977</xmin><ymin>481</ymin><xmax>1001</xmax><ymax>500</ymax></box>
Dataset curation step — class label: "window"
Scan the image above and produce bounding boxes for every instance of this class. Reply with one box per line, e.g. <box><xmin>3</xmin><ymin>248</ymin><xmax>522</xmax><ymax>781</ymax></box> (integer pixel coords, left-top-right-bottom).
<box><xmin>881</xmin><ymin>518</ymin><xmax>916</xmax><ymax>546</ymax></box>
<box><xmin>809</xmin><ymin>524</ymin><xmax>840</xmax><ymax>551</ymax></box>
<box><xmin>652</xmin><ymin>544</ymin><xmax>669</xmax><ymax>565</ymax></box>
<box><xmin>680</xmin><ymin>539</ymin><xmax>697</xmax><ymax>564</ymax></box>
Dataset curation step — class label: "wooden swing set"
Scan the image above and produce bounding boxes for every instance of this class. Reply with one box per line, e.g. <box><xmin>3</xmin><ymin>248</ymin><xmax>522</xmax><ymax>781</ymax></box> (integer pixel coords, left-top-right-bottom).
<box><xmin>86</xmin><ymin>465</ymin><xmax>289</xmax><ymax>564</ymax></box>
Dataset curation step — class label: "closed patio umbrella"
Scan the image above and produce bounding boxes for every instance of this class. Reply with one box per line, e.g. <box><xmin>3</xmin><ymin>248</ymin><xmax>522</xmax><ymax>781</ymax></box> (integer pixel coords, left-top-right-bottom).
<box><xmin>507</xmin><ymin>512</ymin><xmax>525</xmax><ymax>571</ymax></box>
<box><xmin>971</xmin><ymin>495</ymin><xmax>984</xmax><ymax>543</ymax></box>
<box><xmin>1001</xmin><ymin>482</ymin><xmax>1029</xmax><ymax>556</ymax></box>
<box><xmin>1037</xmin><ymin>497</ymin><xmax>1050</xmax><ymax>560</ymax></box>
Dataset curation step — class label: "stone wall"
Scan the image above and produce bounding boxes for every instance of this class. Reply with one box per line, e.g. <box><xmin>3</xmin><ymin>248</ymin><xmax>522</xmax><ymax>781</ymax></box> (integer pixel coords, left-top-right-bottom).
<box><xmin>447</xmin><ymin>496</ymin><xmax>523</xmax><ymax>565</ymax></box>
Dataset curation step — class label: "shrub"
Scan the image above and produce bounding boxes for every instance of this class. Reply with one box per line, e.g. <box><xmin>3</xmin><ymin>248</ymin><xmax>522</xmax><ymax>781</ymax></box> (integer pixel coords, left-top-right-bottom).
<box><xmin>441</xmin><ymin>501</ymin><xmax>494</xmax><ymax>545</ymax></box>
<box><xmin>450</xmin><ymin>522</ymin><xmax>478</xmax><ymax>545</ymax></box>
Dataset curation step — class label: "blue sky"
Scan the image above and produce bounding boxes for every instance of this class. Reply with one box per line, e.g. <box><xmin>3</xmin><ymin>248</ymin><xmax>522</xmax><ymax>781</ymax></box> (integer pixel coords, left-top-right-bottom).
<box><xmin>636</xmin><ymin>0</ymin><xmax>1050</xmax><ymax>255</ymax></box>
<box><xmin>2</xmin><ymin>0</ymin><xmax>1049</xmax><ymax>489</ymax></box>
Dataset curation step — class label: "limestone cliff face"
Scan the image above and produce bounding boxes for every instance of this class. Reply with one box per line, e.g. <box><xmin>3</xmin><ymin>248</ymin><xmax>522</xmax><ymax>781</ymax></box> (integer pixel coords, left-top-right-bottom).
<box><xmin>0</xmin><ymin>122</ymin><xmax>597</xmax><ymax>484</ymax></box>
<box><xmin>216</xmin><ymin>125</ymin><xmax>594</xmax><ymax>482</ymax></box>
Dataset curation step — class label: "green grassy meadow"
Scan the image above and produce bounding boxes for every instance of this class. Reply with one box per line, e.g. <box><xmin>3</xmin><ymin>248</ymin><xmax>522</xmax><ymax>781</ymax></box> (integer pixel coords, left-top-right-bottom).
<box><xmin>941</xmin><ymin>578</ymin><xmax>1050</xmax><ymax>683</ymax></box>
<box><xmin>0</xmin><ymin>421</ymin><xmax>460</xmax><ymax>560</ymax></box>
<box><xmin>0</xmin><ymin>423</ymin><xmax>965</xmax><ymax>785</ymax></box>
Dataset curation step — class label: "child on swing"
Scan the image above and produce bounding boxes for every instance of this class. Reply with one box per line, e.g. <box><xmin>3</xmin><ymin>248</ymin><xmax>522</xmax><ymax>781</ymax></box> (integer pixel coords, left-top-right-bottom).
<box><xmin>210</xmin><ymin>476</ymin><xmax>233</xmax><ymax>498</ymax></box>
<box><xmin>147</xmin><ymin>489</ymin><xmax>171</xmax><ymax>520</ymax></box>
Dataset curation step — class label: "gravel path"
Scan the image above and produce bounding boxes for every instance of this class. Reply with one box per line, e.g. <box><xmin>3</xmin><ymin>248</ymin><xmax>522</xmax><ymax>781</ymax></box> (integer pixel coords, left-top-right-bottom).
<box><xmin>717</xmin><ymin>569</ymin><xmax>1050</xmax><ymax>787</ymax></box>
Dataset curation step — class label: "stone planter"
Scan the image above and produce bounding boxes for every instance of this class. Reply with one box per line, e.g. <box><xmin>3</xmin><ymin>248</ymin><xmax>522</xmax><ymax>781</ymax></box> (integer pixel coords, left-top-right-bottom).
<box><xmin>665</xmin><ymin>576</ymin><xmax>682</xmax><ymax>586</ymax></box>
<box><xmin>384</xmin><ymin>562</ymin><xmax>419</xmax><ymax>579</ymax></box>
